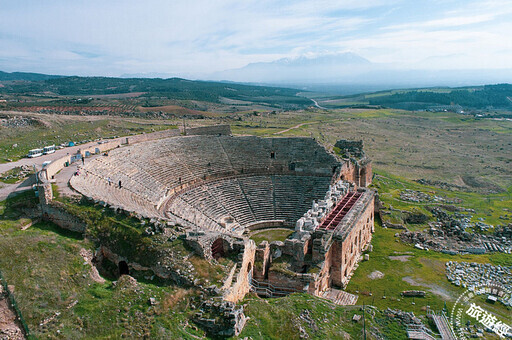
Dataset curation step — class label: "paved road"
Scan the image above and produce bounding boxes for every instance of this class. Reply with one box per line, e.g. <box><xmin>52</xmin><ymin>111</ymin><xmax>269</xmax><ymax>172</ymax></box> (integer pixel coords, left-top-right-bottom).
<box><xmin>0</xmin><ymin>137</ymin><xmax>126</xmax><ymax>175</ymax></box>
<box><xmin>0</xmin><ymin>137</ymin><xmax>126</xmax><ymax>201</ymax></box>
<box><xmin>310</xmin><ymin>98</ymin><xmax>327</xmax><ymax>110</ymax></box>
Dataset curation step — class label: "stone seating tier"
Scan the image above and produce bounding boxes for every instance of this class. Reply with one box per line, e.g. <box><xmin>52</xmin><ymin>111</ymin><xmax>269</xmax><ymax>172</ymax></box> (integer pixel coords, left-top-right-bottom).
<box><xmin>71</xmin><ymin>135</ymin><xmax>339</xmax><ymax>233</ymax></box>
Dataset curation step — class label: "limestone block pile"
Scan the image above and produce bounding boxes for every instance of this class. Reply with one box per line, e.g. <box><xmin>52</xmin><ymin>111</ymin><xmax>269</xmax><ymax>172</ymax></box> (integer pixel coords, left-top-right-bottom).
<box><xmin>295</xmin><ymin>180</ymin><xmax>352</xmax><ymax>232</ymax></box>
<box><xmin>446</xmin><ymin>261</ymin><xmax>512</xmax><ymax>305</ymax></box>
<box><xmin>193</xmin><ymin>299</ymin><xmax>247</xmax><ymax>337</ymax></box>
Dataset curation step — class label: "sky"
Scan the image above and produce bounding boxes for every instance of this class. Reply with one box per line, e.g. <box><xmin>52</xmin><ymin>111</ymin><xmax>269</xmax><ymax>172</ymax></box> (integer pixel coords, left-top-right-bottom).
<box><xmin>1</xmin><ymin>0</ymin><xmax>511</xmax><ymax>78</ymax></box>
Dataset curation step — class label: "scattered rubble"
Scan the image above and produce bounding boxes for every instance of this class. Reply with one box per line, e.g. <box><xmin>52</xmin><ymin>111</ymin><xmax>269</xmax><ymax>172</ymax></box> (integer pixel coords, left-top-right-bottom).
<box><xmin>299</xmin><ymin>309</ymin><xmax>318</xmax><ymax>332</ymax></box>
<box><xmin>446</xmin><ymin>262</ymin><xmax>511</xmax><ymax>304</ymax></box>
<box><xmin>0</xmin><ymin>115</ymin><xmax>37</xmax><ymax>128</ymax></box>
<box><xmin>401</xmin><ymin>206</ymin><xmax>512</xmax><ymax>254</ymax></box>
<box><xmin>415</xmin><ymin>178</ymin><xmax>468</xmax><ymax>192</ymax></box>
<box><xmin>368</xmin><ymin>271</ymin><xmax>384</xmax><ymax>280</ymax></box>
<box><xmin>399</xmin><ymin>189</ymin><xmax>461</xmax><ymax>204</ymax></box>
<box><xmin>0</xmin><ymin>165</ymin><xmax>33</xmax><ymax>183</ymax></box>
<box><xmin>193</xmin><ymin>299</ymin><xmax>247</xmax><ymax>337</ymax></box>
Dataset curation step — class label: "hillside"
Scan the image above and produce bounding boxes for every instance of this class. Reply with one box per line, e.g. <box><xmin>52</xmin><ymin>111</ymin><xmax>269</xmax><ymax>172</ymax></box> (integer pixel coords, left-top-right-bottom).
<box><xmin>0</xmin><ymin>74</ymin><xmax>311</xmax><ymax>110</ymax></box>
<box><xmin>312</xmin><ymin>84</ymin><xmax>512</xmax><ymax>114</ymax></box>
<box><xmin>0</xmin><ymin>71</ymin><xmax>62</xmax><ymax>81</ymax></box>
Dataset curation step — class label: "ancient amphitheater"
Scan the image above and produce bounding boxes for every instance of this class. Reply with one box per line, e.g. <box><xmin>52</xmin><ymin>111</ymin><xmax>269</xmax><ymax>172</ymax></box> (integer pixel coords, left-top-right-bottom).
<box><xmin>71</xmin><ymin>132</ymin><xmax>342</xmax><ymax>235</ymax></box>
<box><xmin>46</xmin><ymin>125</ymin><xmax>374</xmax><ymax>323</ymax></box>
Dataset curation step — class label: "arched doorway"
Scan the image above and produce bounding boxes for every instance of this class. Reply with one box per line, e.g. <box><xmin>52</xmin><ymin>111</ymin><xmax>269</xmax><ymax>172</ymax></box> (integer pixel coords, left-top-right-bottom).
<box><xmin>211</xmin><ymin>238</ymin><xmax>226</xmax><ymax>259</ymax></box>
<box><xmin>119</xmin><ymin>261</ymin><xmax>129</xmax><ymax>276</ymax></box>
<box><xmin>359</xmin><ymin>168</ymin><xmax>367</xmax><ymax>186</ymax></box>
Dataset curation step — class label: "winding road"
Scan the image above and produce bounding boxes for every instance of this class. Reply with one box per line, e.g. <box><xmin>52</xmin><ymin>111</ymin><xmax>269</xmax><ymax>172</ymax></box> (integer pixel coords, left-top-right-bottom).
<box><xmin>310</xmin><ymin>98</ymin><xmax>327</xmax><ymax>110</ymax></box>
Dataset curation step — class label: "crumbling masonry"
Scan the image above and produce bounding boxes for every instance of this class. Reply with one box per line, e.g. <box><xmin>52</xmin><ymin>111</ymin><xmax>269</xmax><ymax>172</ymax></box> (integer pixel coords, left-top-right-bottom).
<box><xmin>37</xmin><ymin>126</ymin><xmax>375</xmax><ymax>336</ymax></box>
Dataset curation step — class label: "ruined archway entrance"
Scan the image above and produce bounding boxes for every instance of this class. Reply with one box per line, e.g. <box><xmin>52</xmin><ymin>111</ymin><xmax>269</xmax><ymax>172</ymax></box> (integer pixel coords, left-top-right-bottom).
<box><xmin>359</xmin><ymin>168</ymin><xmax>366</xmax><ymax>187</ymax></box>
<box><xmin>211</xmin><ymin>238</ymin><xmax>227</xmax><ymax>259</ymax></box>
<box><xmin>118</xmin><ymin>261</ymin><xmax>129</xmax><ymax>276</ymax></box>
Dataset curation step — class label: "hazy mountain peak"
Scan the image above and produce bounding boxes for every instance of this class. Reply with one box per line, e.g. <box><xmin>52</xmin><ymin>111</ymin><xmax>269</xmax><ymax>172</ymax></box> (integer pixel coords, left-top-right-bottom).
<box><xmin>211</xmin><ymin>52</ymin><xmax>373</xmax><ymax>83</ymax></box>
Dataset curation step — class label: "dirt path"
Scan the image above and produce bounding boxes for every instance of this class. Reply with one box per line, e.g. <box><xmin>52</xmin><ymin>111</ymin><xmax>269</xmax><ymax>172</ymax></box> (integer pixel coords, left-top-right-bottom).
<box><xmin>0</xmin><ymin>287</ymin><xmax>25</xmax><ymax>340</ymax></box>
<box><xmin>274</xmin><ymin>122</ymin><xmax>317</xmax><ymax>135</ymax></box>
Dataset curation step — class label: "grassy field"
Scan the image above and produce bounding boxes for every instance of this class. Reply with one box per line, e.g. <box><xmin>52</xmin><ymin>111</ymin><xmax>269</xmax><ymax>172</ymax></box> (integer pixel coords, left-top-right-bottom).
<box><xmin>249</xmin><ymin>228</ymin><xmax>295</xmax><ymax>245</ymax></box>
<box><xmin>231</xmin><ymin>108</ymin><xmax>512</xmax><ymax>190</ymax></box>
<box><xmin>372</xmin><ymin>169</ymin><xmax>512</xmax><ymax>230</ymax></box>
<box><xmin>240</xmin><ymin>293</ymin><xmax>408</xmax><ymax>339</ymax></box>
<box><xmin>346</xmin><ymin>218</ymin><xmax>510</xmax><ymax>323</ymax></box>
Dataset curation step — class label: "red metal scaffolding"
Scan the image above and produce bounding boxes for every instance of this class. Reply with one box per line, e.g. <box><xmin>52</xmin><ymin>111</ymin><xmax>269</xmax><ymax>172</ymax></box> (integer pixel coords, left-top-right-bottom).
<box><xmin>317</xmin><ymin>191</ymin><xmax>361</xmax><ymax>230</ymax></box>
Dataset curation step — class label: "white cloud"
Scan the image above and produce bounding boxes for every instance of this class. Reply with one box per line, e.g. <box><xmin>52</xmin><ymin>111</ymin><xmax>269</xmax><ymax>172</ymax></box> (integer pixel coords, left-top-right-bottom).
<box><xmin>0</xmin><ymin>0</ymin><xmax>511</xmax><ymax>76</ymax></box>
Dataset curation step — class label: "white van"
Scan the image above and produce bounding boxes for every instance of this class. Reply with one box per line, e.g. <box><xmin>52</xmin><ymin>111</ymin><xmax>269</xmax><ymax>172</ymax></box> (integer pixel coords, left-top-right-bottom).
<box><xmin>28</xmin><ymin>148</ymin><xmax>43</xmax><ymax>158</ymax></box>
<box><xmin>43</xmin><ymin>145</ymin><xmax>56</xmax><ymax>155</ymax></box>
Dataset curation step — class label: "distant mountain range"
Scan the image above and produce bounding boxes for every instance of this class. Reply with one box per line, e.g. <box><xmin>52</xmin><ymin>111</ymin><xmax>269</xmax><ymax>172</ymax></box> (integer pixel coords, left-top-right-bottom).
<box><xmin>209</xmin><ymin>52</ymin><xmax>512</xmax><ymax>92</ymax></box>
<box><xmin>3</xmin><ymin>55</ymin><xmax>512</xmax><ymax>98</ymax></box>
<box><xmin>211</xmin><ymin>52</ymin><xmax>372</xmax><ymax>84</ymax></box>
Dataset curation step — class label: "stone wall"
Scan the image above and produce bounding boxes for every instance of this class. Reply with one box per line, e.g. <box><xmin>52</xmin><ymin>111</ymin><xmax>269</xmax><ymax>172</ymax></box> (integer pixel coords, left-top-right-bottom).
<box><xmin>37</xmin><ymin>171</ymin><xmax>53</xmax><ymax>205</ymax></box>
<box><xmin>193</xmin><ymin>299</ymin><xmax>247</xmax><ymax>337</ymax></box>
<box><xmin>126</xmin><ymin>128</ymin><xmax>181</xmax><ymax>144</ymax></box>
<box><xmin>337</xmin><ymin>192</ymin><xmax>374</xmax><ymax>287</ymax></box>
<box><xmin>335</xmin><ymin>139</ymin><xmax>364</xmax><ymax>158</ymax></box>
<box><xmin>185</xmin><ymin>232</ymin><xmax>236</xmax><ymax>260</ymax></box>
<box><xmin>41</xmin><ymin>201</ymin><xmax>87</xmax><ymax>233</ymax></box>
<box><xmin>184</xmin><ymin>124</ymin><xmax>231</xmax><ymax>136</ymax></box>
<box><xmin>339</xmin><ymin>159</ymin><xmax>372</xmax><ymax>187</ymax></box>
<box><xmin>223</xmin><ymin>239</ymin><xmax>256</xmax><ymax>303</ymax></box>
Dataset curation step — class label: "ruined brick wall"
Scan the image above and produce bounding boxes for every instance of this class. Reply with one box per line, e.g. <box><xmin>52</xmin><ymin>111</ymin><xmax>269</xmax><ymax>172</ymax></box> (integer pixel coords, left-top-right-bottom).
<box><xmin>338</xmin><ymin>194</ymin><xmax>374</xmax><ymax>287</ymax></box>
<box><xmin>359</xmin><ymin>161</ymin><xmax>372</xmax><ymax>187</ymax></box>
<box><xmin>308</xmin><ymin>248</ymin><xmax>332</xmax><ymax>296</ymax></box>
<box><xmin>37</xmin><ymin>170</ymin><xmax>53</xmax><ymax>205</ymax></box>
<box><xmin>184</xmin><ymin>124</ymin><xmax>231</xmax><ymax>136</ymax></box>
<box><xmin>338</xmin><ymin>159</ymin><xmax>372</xmax><ymax>188</ymax></box>
<box><xmin>334</xmin><ymin>140</ymin><xmax>363</xmax><ymax>156</ymax></box>
<box><xmin>185</xmin><ymin>233</ymin><xmax>236</xmax><ymax>260</ymax></box>
<box><xmin>339</xmin><ymin>161</ymin><xmax>357</xmax><ymax>183</ymax></box>
<box><xmin>253</xmin><ymin>242</ymin><xmax>271</xmax><ymax>280</ymax></box>
<box><xmin>41</xmin><ymin>201</ymin><xmax>86</xmax><ymax>233</ymax></box>
<box><xmin>265</xmin><ymin>271</ymin><xmax>309</xmax><ymax>291</ymax></box>
<box><xmin>223</xmin><ymin>240</ymin><xmax>256</xmax><ymax>303</ymax></box>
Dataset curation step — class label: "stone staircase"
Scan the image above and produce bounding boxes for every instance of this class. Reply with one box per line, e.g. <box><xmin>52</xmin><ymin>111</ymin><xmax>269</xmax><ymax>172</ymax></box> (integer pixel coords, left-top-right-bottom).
<box><xmin>321</xmin><ymin>288</ymin><xmax>358</xmax><ymax>305</ymax></box>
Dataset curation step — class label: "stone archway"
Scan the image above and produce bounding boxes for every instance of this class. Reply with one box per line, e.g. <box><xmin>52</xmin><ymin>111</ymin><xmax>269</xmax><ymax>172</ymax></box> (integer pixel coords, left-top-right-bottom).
<box><xmin>359</xmin><ymin>167</ymin><xmax>367</xmax><ymax>187</ymax></box>
<box><xmin>118</xmin><ymin>261</ymin><xmax>129</xmax><ymax>276</ymax></box>
<box><xmin>211</xmin><ymin>238</ymin><xmax>227</xmax><ymax>259</ymax></box>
